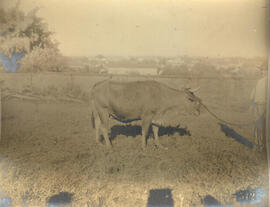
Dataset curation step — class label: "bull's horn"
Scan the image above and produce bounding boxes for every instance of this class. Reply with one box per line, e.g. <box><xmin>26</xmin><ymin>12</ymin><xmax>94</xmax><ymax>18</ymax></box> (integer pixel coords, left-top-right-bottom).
<box><xmin>189</xmin><ymin>87</ymin><xmax>200</xmax><ymax>93</ymax></box>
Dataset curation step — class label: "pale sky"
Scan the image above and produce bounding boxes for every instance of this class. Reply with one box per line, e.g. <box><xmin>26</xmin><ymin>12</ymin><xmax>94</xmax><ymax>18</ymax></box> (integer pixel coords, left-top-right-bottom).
<box><xmin>2</xmin><ymin>0</ymin><xmax>269</xmax><ymax>57</ymax></box>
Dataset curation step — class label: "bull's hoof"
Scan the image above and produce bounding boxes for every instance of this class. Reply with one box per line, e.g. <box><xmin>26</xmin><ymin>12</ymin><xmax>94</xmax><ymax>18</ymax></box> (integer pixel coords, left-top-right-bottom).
<box><xmin>96</xmin><ymin>140</ymin><xmax>102</xmax><ymax>145</ymax></box>
<box><xmin>157</xmin><ymin>144</ymin><xmax>168</xmax><ymax>150</ymax></box>
<box><xmin>161</xmin><ymin>145</ymin><xmax>168</xmax><ymax>150</ymax></box>
<box><xmin>106</xmin><ymin>143</ymin><xmax>112</xmax><ymax>148</ymax></box>
<box><xmin>141</xmin><ymin>145</ymin><xmax>147</xmax><ymax>151</ymax></box>
<box><xmin>154</xmin><ymin>141</ymin><xmax>168</xmax><ymax>150</ymax></box>
<box><xmin>105</xmin><ymin>144</ymin><xmax>114</xmax><ymax>152</ymax></box>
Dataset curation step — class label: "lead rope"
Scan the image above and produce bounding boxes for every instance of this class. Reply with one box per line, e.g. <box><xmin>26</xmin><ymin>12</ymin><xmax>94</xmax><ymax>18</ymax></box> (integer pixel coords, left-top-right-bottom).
<box><xmin>200</xmin><ymin>102</ymin><xmax>256</xmax><ymax>127</ymax></box>
<box><xmin>184</xmin><ymin>89</ymin><xmax>257</xmax><ymax>127</ymax></box>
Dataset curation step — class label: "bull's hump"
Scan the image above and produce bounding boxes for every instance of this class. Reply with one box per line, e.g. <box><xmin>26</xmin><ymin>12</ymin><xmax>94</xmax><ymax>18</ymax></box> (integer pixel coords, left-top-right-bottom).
<box><xmin>109</xmin><ymin>80</ymin><xmax>157</xmax><ymax>86</ymax></box>
<box><xmin>108</xmin><ymin>80</ymin><xmax>162</xmax><ymax>94</ymax></box>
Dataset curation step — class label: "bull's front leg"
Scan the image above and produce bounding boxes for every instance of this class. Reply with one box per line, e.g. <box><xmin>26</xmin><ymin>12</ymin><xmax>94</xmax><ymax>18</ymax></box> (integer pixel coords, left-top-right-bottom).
<box><xmin>141</xmin><ymin>132</ymin><xmax>147</xmax><ymax>150</ymax></box>
<box><xmin>141</xmin><ymin>117</ymin><xmax>152</xmax><ymax>150</ymax></box>
<box><xmin>152</xmin><ymin>125</ymin><xmax>168</xmax><ymax>150</ymax></box>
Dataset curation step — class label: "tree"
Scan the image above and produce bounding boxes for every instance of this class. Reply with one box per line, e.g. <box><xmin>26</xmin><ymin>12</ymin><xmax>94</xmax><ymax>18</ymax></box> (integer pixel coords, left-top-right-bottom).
<box><xmin>0</xmin><ymin>0</ymin><xmax>62</xmax><ymax>72</ymax></box>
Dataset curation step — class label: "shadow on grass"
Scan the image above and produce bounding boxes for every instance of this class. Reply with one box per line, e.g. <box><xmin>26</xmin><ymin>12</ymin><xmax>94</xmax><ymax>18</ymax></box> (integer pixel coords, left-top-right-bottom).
<box><xmin>109</xmin><ymin>125</ymin><xmax>191</xmax><ymax>141</ymax></box>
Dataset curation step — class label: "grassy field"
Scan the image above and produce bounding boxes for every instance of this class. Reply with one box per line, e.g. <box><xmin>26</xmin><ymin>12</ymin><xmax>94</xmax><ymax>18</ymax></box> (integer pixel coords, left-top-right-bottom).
<box><xmin>0</xmin><ymin>73</ymin><xmax>268</xmax><ymax>206</ymax></box>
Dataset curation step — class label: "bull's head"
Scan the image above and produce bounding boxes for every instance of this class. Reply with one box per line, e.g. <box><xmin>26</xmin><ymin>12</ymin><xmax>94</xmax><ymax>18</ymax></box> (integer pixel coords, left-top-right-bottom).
<box><xmin>184</xmin><ymin>87</ymin><xmax>202</xmax><ymax>116</ymax></box>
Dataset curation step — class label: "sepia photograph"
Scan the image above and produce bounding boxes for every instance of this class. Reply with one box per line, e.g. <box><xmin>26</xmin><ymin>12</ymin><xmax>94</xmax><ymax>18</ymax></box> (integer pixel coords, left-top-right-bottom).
<box><xmin>0</xmin><ymin>0</ymin><xmax>269</xmax><ymax>206</ymax></box>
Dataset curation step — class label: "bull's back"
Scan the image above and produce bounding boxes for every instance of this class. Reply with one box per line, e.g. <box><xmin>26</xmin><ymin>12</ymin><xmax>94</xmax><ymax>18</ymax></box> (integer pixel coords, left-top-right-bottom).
<box><xmin>111</xmin><ymin>81</ymin><xmax>162</xmax><ymax>108</ymax></box>
<box><xmin>92</xmin><ymin>80</ymin><xmax>163</xmax><ymax>115</ymax></box>
<box><xmin>92</xmin><ymin>80</ymin><xmax>185</xmax><ymax>111</ymax></box>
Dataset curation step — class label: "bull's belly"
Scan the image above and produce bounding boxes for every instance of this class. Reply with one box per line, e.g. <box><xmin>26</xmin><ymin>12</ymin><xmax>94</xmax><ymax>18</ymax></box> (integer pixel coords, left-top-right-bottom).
<box><xmin>109</xmin><ymin>109</ymin><xmax>141</xmax><ymax>123</ymax></box>
<box><xmin>109</xmin><ymin>113</ymin><xmax>185</xmax><ymax>128</ymax></box>
<box><xmin>107</xmin><ymin>104</ymin><xmax>185</xmax><ymax>127</ymax></box>
<box><xmin>152</xmin><ymin>118</ymin><xmax>184</xmax><ymax>128</ymax></box>
<box><xmin>152</xmin><ymin>117</ymin><xmax>171</xmax><ymax>127</ymax></box>
<box><xmin>152</xmin><ymin>118</ymin><xmax>165</xmax><ymax>126</ymax></box>
<box><xmin>152</xmin><ymin>110</ymin><xmax>187</xmax><ymax>127</ymax></box>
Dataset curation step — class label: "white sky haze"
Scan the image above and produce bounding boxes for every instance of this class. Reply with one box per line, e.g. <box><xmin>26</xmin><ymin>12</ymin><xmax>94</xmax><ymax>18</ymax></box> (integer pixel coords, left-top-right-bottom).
<box><xmin>2</xmin><ymin>0</ymin><xmax>269</xmax><ymax>57</ymax></box>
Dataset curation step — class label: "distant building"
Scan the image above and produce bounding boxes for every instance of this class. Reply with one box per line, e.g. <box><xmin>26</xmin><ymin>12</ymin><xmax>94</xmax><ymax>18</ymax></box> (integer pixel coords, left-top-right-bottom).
<box><xmin>167</xmin><ymin>58</ymin><xmax>184</xmax><ymax>66</ymax></box>
<box><xmin>107</xmin><ymin>67</ymin><xmax>158</xmax><ymax>76</ymax></box>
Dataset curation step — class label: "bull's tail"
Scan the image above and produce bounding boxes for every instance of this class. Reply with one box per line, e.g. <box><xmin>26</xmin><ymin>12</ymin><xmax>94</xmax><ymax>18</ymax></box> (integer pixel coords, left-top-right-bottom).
<box><xmin>91</xmin><ymin>111</ymin><xmax>95</xmax><ymax>129</ymax></box>
<box><xmin>89</xmin><ymin>78</ymin><xmax>110</xmax><ymax>129</ymax></box>
<box><xmin>89</xmin><ymin>85</ymin><xmax>96</xmax><ymax>129</ymax></box>
<box><xmin>89</xmin><ymin>83</ymin><xmax>96</xmax><ymax>129</ymax></box>
<box><xmin>90</xmin><ymin>97</ymin><xmax>97</xmax><ymax>129</ymax></box>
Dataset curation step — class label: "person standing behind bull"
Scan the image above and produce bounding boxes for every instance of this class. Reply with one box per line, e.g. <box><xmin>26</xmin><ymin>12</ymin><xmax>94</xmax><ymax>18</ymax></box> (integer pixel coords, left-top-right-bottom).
<box><xmin>250</xmin><ymin>66</ymin><xmax>268</xmax><ymax>151</ymax></box>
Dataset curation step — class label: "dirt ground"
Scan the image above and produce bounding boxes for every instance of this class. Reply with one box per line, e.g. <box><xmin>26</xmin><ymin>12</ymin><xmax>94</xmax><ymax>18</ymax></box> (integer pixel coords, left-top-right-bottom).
<box><xmin>0</xmin><ymin>78</ymin><xmax>268</xmax><ymax>207</ymax></box>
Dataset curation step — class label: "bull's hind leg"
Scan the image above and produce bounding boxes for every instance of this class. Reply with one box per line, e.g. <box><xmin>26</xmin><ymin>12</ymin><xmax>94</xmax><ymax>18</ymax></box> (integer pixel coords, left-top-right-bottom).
<box><xmin>100</xmin><ymin>126</ymin><xmax>111</xmax><ymax>148</ymax></box>
<box><xmin>94</xmin><ymin>113</ymin><xmax>101</xmax><ymax>143</ymax></box>
<box><xmin>98</xmin><ymin>110</ymin><xmax>112</xmax><ymax>148</ymax></box>
<box><xmin>152</xmin><ymin>125</ymin><xmax>168</xmax><ymax>150</ymax></box>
